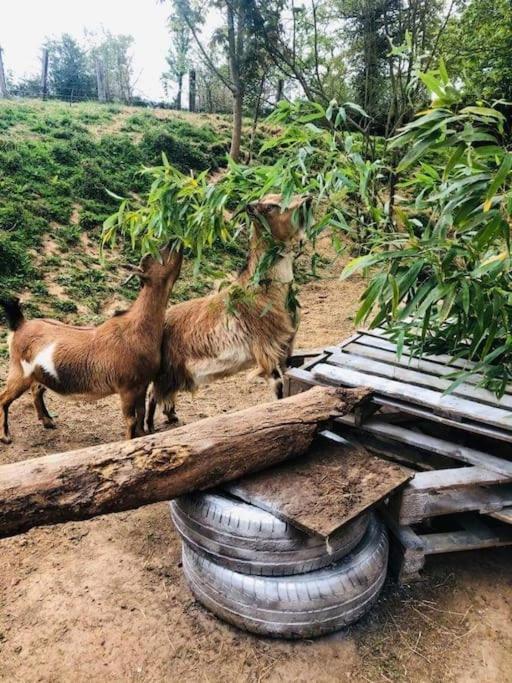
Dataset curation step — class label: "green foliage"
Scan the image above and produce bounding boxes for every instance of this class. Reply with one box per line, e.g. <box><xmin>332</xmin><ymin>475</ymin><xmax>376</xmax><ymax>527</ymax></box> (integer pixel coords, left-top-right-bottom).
<box><xmin>343</xmin><ymin>68</ymin><xmax>512</xmax><ymax>395</ymax></box>
<box><xmin>0</xmin><ymin>233</ymin><xmax>35</xmax><ymax>298</ymax></box>
<box><xmin>103</xmin><ymin>97</ymin><xmax>378</xmax><ymax>301</ymax></box>
<box><xmin>140</xmin><ymin>130</ymin><xmax>211</xmax><ymax>171</ymax></box>
<box><xmin>45</xmin><ymin>34</ymin><xmax>96</xmax><ymax>100</ymax></box>
<box><xmin>103</xmin><ymin>157</ymin><xmax>231</xmax><ymax>267</ymax></box>
<box><xmin>440</xmin><ymin>0</ymin><xmax>512</xmax><ymax>103</ymax></box>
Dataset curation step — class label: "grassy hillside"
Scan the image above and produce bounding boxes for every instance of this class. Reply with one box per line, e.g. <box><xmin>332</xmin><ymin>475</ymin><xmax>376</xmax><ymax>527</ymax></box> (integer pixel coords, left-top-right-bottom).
<box><xmin>0</xmin><ymin>99</ymin><xmax>264</xmax><ymax>353</ymax></box>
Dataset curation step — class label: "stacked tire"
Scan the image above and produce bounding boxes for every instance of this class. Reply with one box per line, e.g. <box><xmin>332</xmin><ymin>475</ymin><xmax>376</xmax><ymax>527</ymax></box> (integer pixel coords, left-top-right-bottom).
<box><xmin>171</xmin><ymin>492</ymin><xmax>388</xmax><ymax>639</ymax></box>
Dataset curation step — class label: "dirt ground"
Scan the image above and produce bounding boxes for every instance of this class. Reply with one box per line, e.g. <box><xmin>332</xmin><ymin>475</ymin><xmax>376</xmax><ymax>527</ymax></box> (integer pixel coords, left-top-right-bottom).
<box><xmin>1</xmin><ymin>255</ymin><xmax>511</xmax><ymax>683</ymax></box>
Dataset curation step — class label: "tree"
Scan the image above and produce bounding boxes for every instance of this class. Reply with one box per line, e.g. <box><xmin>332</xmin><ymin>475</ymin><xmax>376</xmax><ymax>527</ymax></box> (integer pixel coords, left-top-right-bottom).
<box><xmin>45</xmin><ymin>34</ymin><xmax>95</xmax><ymax>101</ymax></box>
<box><xmin>175</xmin><ymin>0</ymin><xmax>254</xmax><ymax>161</ymax></box>
<box><xmin>86</xmin><ymin>30</ymin><xmax>135</xmax><ymax>103</ymax></box>
<box><xmin>8</xmin><ymin>74</ymin><xmax>41</xmax><ymax>98</ymax></box>
<box><xmin>440</xmin><ymin>0</ymin><xmax>512</xmax><ymax>103</ymax></box>
<box><xmin>196</xmin><ymin>62</ymin><xmax>232</xmax><ymax>113</ymax></box>
<box><xmin>162</xmin><ymin>11</ymin><xmax>191</xmax><ymax>109</ymax></box>
<box><xmin>334</xmin><ymin>0</ymin><xmax>454</xmax><ymax>134</ymax></box>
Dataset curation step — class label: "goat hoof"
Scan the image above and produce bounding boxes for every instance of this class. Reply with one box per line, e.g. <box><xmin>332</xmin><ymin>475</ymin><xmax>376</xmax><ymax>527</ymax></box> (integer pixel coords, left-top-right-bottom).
<box><xmin>165</xmin><ymin>414</ymin><xmax>179</xmax><ymax>425</ymax></box>
<box><xmin>1</xmin><ymin>435</ymin><xmax>12</xmax><ymax>445</ymax></box>
<box><xmin>42</xmin><ymin>419</ymin><xmax>57</xmax><ymax>430</ymax></box>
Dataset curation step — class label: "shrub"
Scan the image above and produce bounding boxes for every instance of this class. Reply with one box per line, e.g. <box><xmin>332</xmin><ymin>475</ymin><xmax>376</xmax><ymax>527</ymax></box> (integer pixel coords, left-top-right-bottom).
<box><xmin>0</xmin><ymin>231</ymin><xmax>34</xmax><ymax>296</ymax></box>
<box><xmin>140</xmin><ymin>130</ymin><xmax>211</xmax><ymax>172</ymax></box>
<box><xmin>343</xmin><ymin>66</ymin><xmax>512</xmax><ymax>395</ymax></box>
<box><xmin>54</xmin><ymin>299</ymin><xmax>78</xmax><ymax>314</ymax></box>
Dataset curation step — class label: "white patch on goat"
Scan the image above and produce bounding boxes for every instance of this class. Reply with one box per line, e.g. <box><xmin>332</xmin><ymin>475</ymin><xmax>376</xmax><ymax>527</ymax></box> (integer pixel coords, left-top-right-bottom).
<box><xmin>21</xmin><ymin>342</ymin><xmax>59</xmax><ymax>381</ymax></box>
<box><xmin>7</xmin><ymin>332</ymin><xmax>13</xmax><ymax>353</ymax></box>
<box><xmin>188</xmin><ymin>346</ymin><xmax>252</xmax><ymax>386</ymax></box>
<box><xmin>272</xmin><ymin>252</ymin><xmax>294</xmax><ymax>284</ymax></box>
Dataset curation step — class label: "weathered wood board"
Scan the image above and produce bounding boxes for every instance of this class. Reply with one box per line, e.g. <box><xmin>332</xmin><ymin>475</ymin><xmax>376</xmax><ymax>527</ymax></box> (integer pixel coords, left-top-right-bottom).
<box><xmin>224</xmin><ymin>435</ymin><xmax>412</xmax><ymax>538</ymax></box>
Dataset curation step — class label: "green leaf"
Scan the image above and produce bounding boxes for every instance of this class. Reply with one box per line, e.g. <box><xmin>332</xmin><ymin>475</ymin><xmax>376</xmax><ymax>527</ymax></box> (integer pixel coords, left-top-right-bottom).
<box><xmin>419</xmin><ymin>72</ymin><xmax>445</xmax><ymax>98</ymax></box>
<box><xmin>460</xmin><ymin>106</ymin><xmax>506</xmax><ymax>121</ymax></box>
<box><xmin>483</xmin><ymin>154</ymin><xmax>512</xmax><ymax>211</ymax></box>
<box><xmin>461</xmin><ymin>281</ymin><xmax>470</xmax><ymax>316</ymax></box>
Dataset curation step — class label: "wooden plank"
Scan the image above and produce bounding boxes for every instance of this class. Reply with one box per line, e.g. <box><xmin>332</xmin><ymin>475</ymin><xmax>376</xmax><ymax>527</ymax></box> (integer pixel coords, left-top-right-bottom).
<box><xmin>489</xmin><ymin>508</ymin><xmax>512</xmax><ymax>525</ymax></box>
<box><xmin>224</xmin><ymin>436</ymin><xmax>412</xmax><ymax>538</ymax></box>
<box><xmin>371</xmin><ymin>397</ymin><xmax>512</xmax><ymax>444</ymax></box>
<box><xmin>285</xmin><ymin>366</ymin><xmax>325</xmax><ymax>388</ymax></box>
<box><xmin>287</xmin><ymin>362</ymin><xmax>512</xmax><ymax>443</ymax></box>
<box><xmin>313</xmin><ymin>363</ymin><xmax>512</xmax><ymax>432</ymax></box>
<box><xmin>300</xmin><ymin>353</ymin><xmax>328</xmax><ymax>372</ymax></box>
<box><xmin>397</xmin><ymin>484</ymin><xmax>512</xmax><ymax>525</ymax></box>
<box><xmin>337</xmin><ymin>332</ymin><xmax>363</xmax><ymax>350</ymax></box>
<box><xmin>410</xmin><ymin>467</ymin><xmax>509</xmax><ymax>491</ymax></box>
<box><xmin>337</xmin><ymin>425</ymin><xmax>459</xmax><ymax>472</ymax></box>
<box><xmin>358</xmin><ymin>329</ymin><xmax>479</xmax><ymax>372</ymax></box>
<box><xmin>421</xmin><ymin>522</ymin><xmax>512</xmax><ymax>554</ymax></box>
<box><xmin>379</xmin><ymin>506</ymin><xmax>426</xmax><ymax>582</ymax></box>
<box><xmin>328</xmin><ymin>351</ymin><xmax>512</xmax><ymax>409</ymax></box>
<box><xmin>289</xmin><ymin>347</ymin><xmax>326</xmax><ymax>360</ymax></box>
<box><xmin>335</xmin><ymin>415</ymin><xmax>512</xmax><ymax>477</ymax></box>
<box><xmin>341</xmin><ymin>342</ymin><xmax>511</xmax><ymax>395</ymax></box>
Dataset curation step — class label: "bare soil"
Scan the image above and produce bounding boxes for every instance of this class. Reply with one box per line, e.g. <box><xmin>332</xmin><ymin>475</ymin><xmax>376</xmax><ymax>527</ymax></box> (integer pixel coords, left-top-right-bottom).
<box><xmin>1</xmin><ymin>254</ymin><xmax>511</xmax><ymax>682</ymax></box>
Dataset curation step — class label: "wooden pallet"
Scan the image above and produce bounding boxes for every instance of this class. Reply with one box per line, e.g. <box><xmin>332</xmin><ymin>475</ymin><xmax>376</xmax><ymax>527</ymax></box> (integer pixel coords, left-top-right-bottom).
<box><xmin>286</xmin><ymin>330</ymin><xmax>512</xmax><ymax>582</ymax></box>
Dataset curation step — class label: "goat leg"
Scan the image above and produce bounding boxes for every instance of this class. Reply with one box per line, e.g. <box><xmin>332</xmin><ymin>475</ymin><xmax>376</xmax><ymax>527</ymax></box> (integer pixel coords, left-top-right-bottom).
<box><xmin>146</xmin><ymin>389</ymin><xmax>178</xmax><ymax>433</ymax></box>
<box><xmin>120</xmin><ymin>390</ymin><xmax>146</xmax><ymax>440</ymax></box>
<box><xmin>271</xmin><ymin>368</ymin><xmax>285</xmax><ymax>400</ymax></box>
<box><xmin>146</xmin><ymin>388</ymin><xmax>157</xmax><ymax>433</ymax></box>
<box><xmin>163</xmin><ymin>401</ymin><xmax>179</xmax><ymax>425</ymax></box>
<box><xmin>0</xmin><ymin>374</ymin><xmax>31</xmax><ymax>444</ymax></box>
<box><xmin>32</xmin><ymin>384</ymin><xmax>56</xmax><ymax>429</ymax></box>
<box><xmin>134</xmin><ymin>391</ymin><xmax>148</xmax><ymax>437</ymax></box>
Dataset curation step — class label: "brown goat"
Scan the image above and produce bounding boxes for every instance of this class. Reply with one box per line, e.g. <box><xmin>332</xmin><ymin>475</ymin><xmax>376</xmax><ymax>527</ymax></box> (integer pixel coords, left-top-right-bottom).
<box><xmin>146</xmin><ymin>193</ymin><xmax>311</xmax><ymax>431</ymax></box>
<box><xmin>0</xmin><ymin>245</ymin><xmax>183</xmax><ymax>443</ymax></box>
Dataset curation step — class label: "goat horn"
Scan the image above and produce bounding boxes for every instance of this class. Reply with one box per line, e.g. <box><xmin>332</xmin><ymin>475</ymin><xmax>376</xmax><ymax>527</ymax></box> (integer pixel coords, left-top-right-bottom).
<box><xmin>122</xmin><ymin>264</ymin><xmax>144</xmax><ymax>285</ymax></box>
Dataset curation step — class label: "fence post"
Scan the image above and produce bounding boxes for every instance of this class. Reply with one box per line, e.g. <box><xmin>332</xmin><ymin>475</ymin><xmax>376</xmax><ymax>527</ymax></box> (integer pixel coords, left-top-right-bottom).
<box><xmin>0</xmin><ymin>46</ymin><xmax>8</xmax><ymax>98</ymax></box>
<box><xmin>41</xmin><ymin>48</ymin><xmax>49</xmax><ymax>100</ymax></box>
<box><xmin>189</xmin><ymin>69</ymin><xmax>196</xmax><ymax>112</ymax></box>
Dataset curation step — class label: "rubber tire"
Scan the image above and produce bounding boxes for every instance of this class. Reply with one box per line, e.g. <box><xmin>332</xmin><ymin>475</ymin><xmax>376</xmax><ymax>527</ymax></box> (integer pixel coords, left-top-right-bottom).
<box><xmin>182</xmin><ymin>515</ymin><xmax>388</xmax><ymax>639</ymax></box>
<box><xmin>171</xmin><ymin>493</ymin><xmax>370</xmax><ymax>576</ymax></box>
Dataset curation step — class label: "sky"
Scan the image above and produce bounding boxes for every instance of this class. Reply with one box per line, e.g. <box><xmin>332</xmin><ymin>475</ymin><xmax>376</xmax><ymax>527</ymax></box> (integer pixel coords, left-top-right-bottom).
<box><xmin>1</xmin><ymin>0</ymin><xmax>205</xmax><ymax>101</ymax></box>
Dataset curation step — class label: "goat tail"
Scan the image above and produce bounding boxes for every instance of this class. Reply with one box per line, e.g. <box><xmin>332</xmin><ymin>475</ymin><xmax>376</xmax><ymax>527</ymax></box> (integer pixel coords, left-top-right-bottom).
<box><xmin>0</xmin><ymin>297</ymin><xmax>25</xmax><ymax>331</ymax></box>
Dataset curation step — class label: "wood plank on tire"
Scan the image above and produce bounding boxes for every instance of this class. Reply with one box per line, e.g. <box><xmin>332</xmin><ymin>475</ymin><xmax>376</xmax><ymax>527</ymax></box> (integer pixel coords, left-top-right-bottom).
<box><xmin>223</xmin><ymin>435</ymin><xmax>412</xmax><ymax>538</ymax></box>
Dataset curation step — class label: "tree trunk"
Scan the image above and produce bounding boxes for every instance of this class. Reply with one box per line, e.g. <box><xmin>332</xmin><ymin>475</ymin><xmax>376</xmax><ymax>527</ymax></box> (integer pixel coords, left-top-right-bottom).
<box><xmin>248</xmin><ymin>74</ymin><xmax>266</xmax><ymax>162</ymax></box>
<box><xmin>0</xmin><ymin>386</ymin><xmax>371</xmax><ymax>539</ymax></box>
<box><xmin>96</xmin><ymin>59</ymin><xmax>106</xmax><ymax>103</ymax></box>
<box><xmin>230</xmin><ymin>90</ymin><xmax>243</xmax><ymax>161</ymax></box>
<box><xmin>188</xmin><ymin>69</ymin><xmax>196</xmax><ymax>112</ymax></box>
<box><xmin>40</xmin><ymin>48</ymin><xmax>49</xmax><ymax>101</ymax></box>
<box><xmin>227</xmin><ymin>1</ymin><xmax>244</xmax><ymax>161</ymax></box>
<box><xmin>0</xmin><ymin>47</ymin><xmax>8</xmax><ymax>98</ymax></box>
<box><xmin>276</xmin><ymin>78</ymin><xmax>284</xmax><ymax>102</ymax></box>
<box><xmin>176</xmin><ymin>72</ymin><xmax>183</xmax><ymax>110</ymax></box>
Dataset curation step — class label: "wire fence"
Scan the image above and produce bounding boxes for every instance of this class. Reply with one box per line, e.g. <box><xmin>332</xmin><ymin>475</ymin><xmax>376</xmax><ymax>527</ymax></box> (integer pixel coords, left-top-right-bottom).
<box><xmin>2</xmin><ymin>88</ymin><xmax>232</xmax><ymax>115</ymax></box>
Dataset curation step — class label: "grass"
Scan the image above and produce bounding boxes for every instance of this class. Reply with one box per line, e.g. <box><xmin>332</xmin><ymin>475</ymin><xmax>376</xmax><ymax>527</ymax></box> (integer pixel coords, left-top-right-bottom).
<box><xmin>0</xmin><ymin>99</ymin><xmax>272</xmax><ymax>353</ymax></box>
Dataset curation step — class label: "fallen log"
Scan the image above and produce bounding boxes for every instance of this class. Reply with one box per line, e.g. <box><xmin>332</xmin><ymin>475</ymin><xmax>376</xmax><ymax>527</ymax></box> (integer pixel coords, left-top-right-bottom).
<box><xmin>0</xmin><ymin>385</ymin><xmax>370</xmax><ymax>539</ymax></box>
